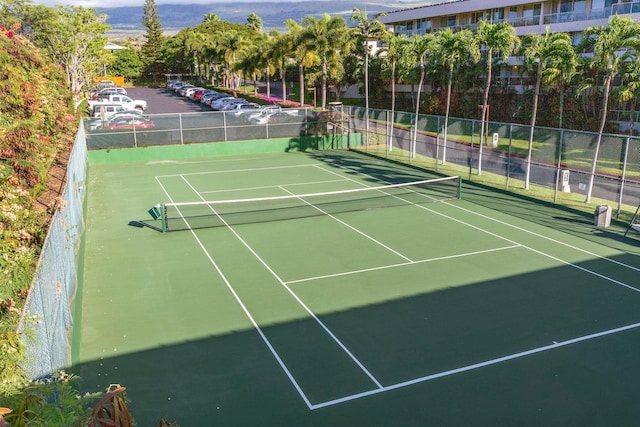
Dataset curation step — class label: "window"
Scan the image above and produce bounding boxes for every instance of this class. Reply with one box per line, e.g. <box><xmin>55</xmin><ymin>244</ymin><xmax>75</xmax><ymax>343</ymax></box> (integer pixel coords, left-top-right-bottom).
<box><xmin>523</xmin><ymin>4</ymin><xmax>542</xmax><ymax>18</ymax></box>
<box><xmin>447</xmin><ymin>15</ymin><xmax>457</xmax><ymax>27</ymax></box>
<box><xmin>491</xmin><ymin>8</ymin><xmax>505</xmax><ymax>21</ymax></box>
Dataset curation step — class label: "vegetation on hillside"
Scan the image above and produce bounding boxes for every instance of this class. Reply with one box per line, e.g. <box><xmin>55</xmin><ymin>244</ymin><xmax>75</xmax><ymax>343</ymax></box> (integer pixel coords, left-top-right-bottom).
<box><xmin>0</xmin><ymin>25</ymin><xmax>77</xmax><ymax>333</ymax></box>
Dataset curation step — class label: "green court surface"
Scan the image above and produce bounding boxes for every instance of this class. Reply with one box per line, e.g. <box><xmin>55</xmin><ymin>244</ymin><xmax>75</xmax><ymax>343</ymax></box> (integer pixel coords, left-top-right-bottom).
<box><xmin>73</xmin><ymin>149</ymin><xmax>640</xmax><ymax>426</ymax></box>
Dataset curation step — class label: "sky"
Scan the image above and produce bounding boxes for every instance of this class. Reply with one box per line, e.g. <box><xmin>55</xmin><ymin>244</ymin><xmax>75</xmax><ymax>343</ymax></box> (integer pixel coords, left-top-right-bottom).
<box><xmin>34</xmin><ymin>0</ymin><xmax>319</xmax><ymax>8</ymax></box>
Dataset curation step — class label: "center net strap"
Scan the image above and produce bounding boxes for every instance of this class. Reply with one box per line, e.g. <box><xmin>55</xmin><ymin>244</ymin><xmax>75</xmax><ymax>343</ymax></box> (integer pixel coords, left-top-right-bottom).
<box><xmin>160</xmin><ymin>175</ymin><xmax>460</xmax><ymax>232</ymax></box>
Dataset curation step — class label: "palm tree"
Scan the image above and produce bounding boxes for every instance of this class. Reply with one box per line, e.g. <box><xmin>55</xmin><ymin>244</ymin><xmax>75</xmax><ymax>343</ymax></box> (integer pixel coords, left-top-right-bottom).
<box><xmin>378</xmin><ymin>32</ymin><xmax>408</xmax><ymax>150</ymax></box>
<box><xmin>475</xmin><ymin>20</ymin><xmax>519</xmax><ymax>163</ymax></box>
<box><xmin>217</xmin><ymin>29</ymin><xmax>249</xmax><ymax>92</ymax></box>
<box><xmin>519</xmin><ymin>27</ymin><xmax>574</xmax><ymax>189</ymax></box>
<box><xmin>351</xmin><ymin>8</ymin><xmax>388</xmax><ymax>140</ymax></box>
<box><xmin>300</xmin><ymin>13</ymin><xmax>348</xmax><ymax>109</ymax></box>
<box><xmin>285</xmin><ymin>18</ymin><xmax>318</xmax><ymax>107</ymax></box>
<box><xmin>403</xmin><ymin>33</ymin><xmax>435</xmax><ymax>157</ymax></box>
<box><xmin>544</xmin><ymin>42</ymin><xmax>578</xmax><ymax>130</ymax></box>
<box><xmin>269</xmin><ymin>30</ymin><xmax>294</xmax><ymax>103</ymax></box>
<box><xmin>618</xmin><ymin>58</ymin><xmax>640</xmax><ymax>135</ymax></box>
<box><xmin>435</xmin><ymin>28</ymin><xmax>479</xmax><ymax>165</ymax></box>
<box><xmin>246</xmin><ymin>13</ymin><xmax>262</xmax><ymax>33</ymax></box>
<box><xmin>578</xmin><ymin>15</ymin><xmax>640</xmax><ymax>203</ymax></box>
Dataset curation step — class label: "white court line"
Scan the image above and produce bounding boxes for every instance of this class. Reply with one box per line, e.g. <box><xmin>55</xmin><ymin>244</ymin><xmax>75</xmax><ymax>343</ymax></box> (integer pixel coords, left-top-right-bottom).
<box><xmin>286</xmin><ymin>245</ymin><xmax>521</xmax><ymax>285</ymax></box>
<box><xmin>156</xmin><ymin>163</ymin><xmax>323</xmax><ymax>178</ymax></box>
<box><xmin>155</xmin><ymin>175</ymin><xmax>313</xmax><ymax>408</ymax></box>
<box><xmin>317</xmin><ymin>163</ymin><xmax>640</xmax><ymax>293</ymax></box>
<box><xmin>199</xmin><ymin>178</ymin><xmax>349</xmax><ymax>195</ymax></box>
<box><xmin>158</xmin><ymin>162</ymin><xmax>640</xmax><ymax>410</ymax></box>
<box><xmin>177</xmin><ymin>174</ymin><xmax>385</xmax><ymax>396</ymax></box>
<box><xmin>279</xmin><ymin>186</ymin><xmax>414</xmax><ymax>263</ymax></box>
<box><xmin>310</xmin><ymin>321</ymin><xmax>640</xmax><ymax>409</ymax></box>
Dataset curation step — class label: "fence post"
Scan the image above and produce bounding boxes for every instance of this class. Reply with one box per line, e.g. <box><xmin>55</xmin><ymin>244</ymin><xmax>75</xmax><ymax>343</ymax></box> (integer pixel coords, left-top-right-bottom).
<box><xmin>477</xmin><ymin>119</ymin><xmax>483</xmax><ymax>176</ymax></box>
<box><xmin>468</xmin><ymin>120</ymin><xmax>475</xmax><ymax>181</ymax></box>
<box><xmin>553</xmin><ymin>128</ymin><xmax>565</xmax><ymax>204</ymax></box>
<box><xmin>179</xmin><ymin>113</ymin><xmax>184</xmax><ymax>144</ymax></box>
<box><xmin>506</xmin><ymin>123</ymin><xmax>513</xmax><ymax>190</ymax></box>
<box><xmin>618</xmin><ymin>135</ymin><xmax>631</xmax><ymax>217</ymax></box>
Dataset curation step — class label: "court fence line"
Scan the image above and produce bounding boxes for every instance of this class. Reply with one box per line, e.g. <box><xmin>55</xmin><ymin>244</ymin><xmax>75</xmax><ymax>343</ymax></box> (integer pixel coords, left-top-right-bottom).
<box><xmin>84</xmin><ymin>106</ymin><xmax>640</xmax><ymax>221</ymax></box>
<box><xmin>17</xmin><ymin>120</ymin><xmax>87</xmax><ymax>379</ymax></box>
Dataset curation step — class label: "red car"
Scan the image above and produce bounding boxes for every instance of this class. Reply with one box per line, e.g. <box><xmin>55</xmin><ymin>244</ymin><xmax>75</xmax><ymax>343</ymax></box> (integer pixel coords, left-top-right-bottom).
<box><xmin>106</xmin><ymin>116</ymin><xmax>155</xmax><ymax>130</ymax></box>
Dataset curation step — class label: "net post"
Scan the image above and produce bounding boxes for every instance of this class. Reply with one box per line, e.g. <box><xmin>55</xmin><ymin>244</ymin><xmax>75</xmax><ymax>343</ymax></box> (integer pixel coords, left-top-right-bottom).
<box><xmin>457</xmin><ymin>175</ymin><xmax>462</xmax><ymax>200</ymax></box>
<box><xmin>161</xmin><ymin>204</ymin><xmax>167</xmax><ymax>233</ymax></box>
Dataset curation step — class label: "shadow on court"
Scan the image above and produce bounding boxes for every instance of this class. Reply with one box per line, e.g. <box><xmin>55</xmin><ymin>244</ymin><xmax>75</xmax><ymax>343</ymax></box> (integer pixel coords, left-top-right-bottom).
<box><xmin>72</xmin><ymin>253</ymin><xmax>640</xmax><ymax>426</ymax></box>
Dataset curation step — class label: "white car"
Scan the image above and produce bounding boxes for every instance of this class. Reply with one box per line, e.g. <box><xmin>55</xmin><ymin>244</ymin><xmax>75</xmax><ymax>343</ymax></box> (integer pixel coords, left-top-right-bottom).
<box><xmin>220</xmin><ymin>99</ymin><xmax>249</xmax><ymax>111</ymax></box>
<box><xmin>210</xmin><ymin>96</ymin><xmax>239</xmax><ymax>111</ymax></box>
<box><xmin>227</xmin><ymin>102</ymin><xmax>261</xmax><ymax>116</ymax></box>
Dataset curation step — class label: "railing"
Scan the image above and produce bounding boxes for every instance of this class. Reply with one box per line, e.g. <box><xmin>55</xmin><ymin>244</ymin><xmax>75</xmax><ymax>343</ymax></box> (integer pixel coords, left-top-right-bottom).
<box><xmin>394</xmin><ymin>2</ymin><xmax>640</xmax><ymax>38</ymax></box>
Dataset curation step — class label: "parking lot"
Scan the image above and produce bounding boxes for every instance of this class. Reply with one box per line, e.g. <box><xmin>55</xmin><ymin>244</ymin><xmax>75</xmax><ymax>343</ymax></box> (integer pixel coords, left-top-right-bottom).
<box><xmin>125</xmin><ymin>86</ymin><xmax>215</xmax><ymax>114</ymax></box>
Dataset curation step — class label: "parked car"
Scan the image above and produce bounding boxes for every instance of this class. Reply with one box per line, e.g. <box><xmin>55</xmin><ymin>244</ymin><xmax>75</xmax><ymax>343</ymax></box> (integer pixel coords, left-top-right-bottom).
<box><xmin>184</xmin><ymin>87</ymin><xmax>204</xmax><ymax>99</ymax></box>
<box><xmin>199</xmin><ymin>90</ymin><xmax>218</xmax><ymax>104</ymax></box>
<box><xmin>191</xmin><ymin>88</ymin><xmax>208</xmax><ymax>101</ymax></box>
<box><xmin>242</xmin><ymin>105</ymin><xmax>282</xmax><ymax>122</ymax></box>
<box><xmin>178</xmin><ymin>85</ymin><xmax>195</xmax><ymax>97</ymax></box>
<box><xmin>248</xmin><ymin>109</ymin><xmax>295</xmax><ymax>125</ymax></box>
<box><xmin>89</xmin><ymin>103</ymin><xmax>126</xmax><ymax>118</ymax></box>
<box><xmin>105</xmin><ymin>115</ymin><xmax>155</xmax><ymax>130</ymax></box>
<box><xmin>170</xmin><ymin>81</ymin><xmax>188</xmax><ymax>92</ymax></box>
<box><xmin>88</xmin><ymin>109</ymin><xmax>147</xmax><ymax>130</ymax></box>
<box><xmin>220</xmin><ymin>99</ymin><xmax>249</xmax><ymax>111</ymax></box>
<box><xmin>210</xmin><ymin>96</ymin><xmax>239</xmax><ymax>110</ymax></box>
<box><xmin>92</xmin><ymin>86</ymin><xmax>127</xmax><ymax>98</ymax></box>
<box><xmin>203</xmin><ymin>92</ymin><xmax>229</xmax><ymax>106</ymax></box>
<box><xmin>88</xmin><ymin>94</ymin><xmax>147</xmax><ymax>111</ymax></box>
<box><xmin>227</xmin><ymin>102</ymin><xmax>261</xmax><ymax>117</ymax></box>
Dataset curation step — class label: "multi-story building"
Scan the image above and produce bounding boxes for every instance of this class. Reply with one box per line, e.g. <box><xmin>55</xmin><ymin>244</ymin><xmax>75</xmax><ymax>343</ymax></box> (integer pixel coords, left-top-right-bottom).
<box><xmin>381</xmin><ymin>0</ymin><xmax>640</xmax><ymax>41</ymax></box>
<box><xmin>379</xmin><ymin>0</ymin><xmax>640</xmax><ymax>90</ymax></box>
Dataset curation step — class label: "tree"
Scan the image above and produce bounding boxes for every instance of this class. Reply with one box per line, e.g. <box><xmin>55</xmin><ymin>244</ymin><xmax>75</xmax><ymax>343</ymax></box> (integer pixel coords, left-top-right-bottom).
<box><xmin>578</xmin><ymin>15</ymin><xmax>640</xmax><ymax>203</ymax></box>
<box><xmin>300</xmin><ymin>13</ymin><xmax>348</xmax><ymax>109</ymax></box>
<box><xmin>246</xmin><ymin>13</ymin><xmax>262</xmax><ymax>33</ymax></box>
<box><xmin>434</xmin><ymin>28</ymin><xmax>479</xmax><ymax>164</ymax></box>
<box><xmin>267</xmin><ymin>30</ymin><xmax>293</xmax><ymax>103</ymax></box>
<box><xmin>403</xmin><ymin>33</ymin><xmax>435</xmax><ymax>156</ymax></box>
<box><xmin>217</xmin><ymin>29</ymin><xmax>249</xmax><ymax>92</ymax></box>
<box><xmin>27</xmin><ymin>5</ymin><xmax>109</xmax><ymax>102</ymax></box>
<box><xmin>110</xmin><ymin>46</ymin><xmax>143</xmax><ymax>80</ymax></box>
<box><xmin>475</xmin><ymin>20</ymin><xmax>519</xmax><ymax>152</ymax></box>
<box><xmin>350</xmin><ymin>8</ymin><xmax>388</xmax><ymax>140</ymax></box>
<box><xmin>285</xmin><ymin>18</ymin><xmax>318</xmax><ymax>107</ymax></box>
<box><xmin>519</xmin><ymin>27</ymin><xmax>574</xmax><ymax>189</ymax></box>
<box><xmin>378</xmin><ymin>32</ymin><xmax>408</xmax><ymax>150</ymax></box>
<box><xmin>544</xmin><ymin>38</ymin><xmax>577</xmax><ymax>130</ymax></box>
<box><xmin>140</xmin><ymin>0</ymin><xmax>164</xmax><ymax>76</ymax></box>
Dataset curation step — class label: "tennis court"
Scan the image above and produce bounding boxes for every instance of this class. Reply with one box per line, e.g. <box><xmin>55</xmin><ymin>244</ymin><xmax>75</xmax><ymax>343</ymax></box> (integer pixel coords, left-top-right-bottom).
<box><xmin>73</xmin><ymin>149</ymin><xmax>640</xmax><ymax>426</ymax></box>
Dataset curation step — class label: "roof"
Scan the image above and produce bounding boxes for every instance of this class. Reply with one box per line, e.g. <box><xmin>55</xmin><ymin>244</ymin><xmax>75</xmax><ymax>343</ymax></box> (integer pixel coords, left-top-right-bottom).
<box><xmin>105</xmin><ymin>42</ymin><xmax>127</xmax><ymax>51</ymax></box>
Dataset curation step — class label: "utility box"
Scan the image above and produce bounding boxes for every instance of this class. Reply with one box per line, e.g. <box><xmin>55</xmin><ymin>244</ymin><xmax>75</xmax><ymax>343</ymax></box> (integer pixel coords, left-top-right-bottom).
<box><xmin>594</xmin><ymin>204</ymin><xmax>612</xmax><ymax>227</ymax></box>
<box><xmin>561</xmin><ymin>169</ymin><xmax>571</xmax><ymax>193</ymax></box>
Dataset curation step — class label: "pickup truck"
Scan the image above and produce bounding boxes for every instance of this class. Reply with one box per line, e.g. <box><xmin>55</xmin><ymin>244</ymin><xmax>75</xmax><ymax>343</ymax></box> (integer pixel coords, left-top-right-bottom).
<box><xmin>87</xmin><ymin>94</ymin><xmax>147</xmax><ymax>111</ymax></box>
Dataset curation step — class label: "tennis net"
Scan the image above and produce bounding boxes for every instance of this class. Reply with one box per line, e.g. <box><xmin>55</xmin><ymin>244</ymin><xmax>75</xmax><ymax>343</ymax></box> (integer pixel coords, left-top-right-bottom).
<box><xmin>154</xmin><ymin>175</ymin><xmax>461</xmax><ymax>232</ymax></box>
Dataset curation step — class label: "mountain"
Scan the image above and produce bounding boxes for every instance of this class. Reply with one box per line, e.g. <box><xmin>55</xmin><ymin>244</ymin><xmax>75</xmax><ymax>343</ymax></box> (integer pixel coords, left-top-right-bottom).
<box><xmin>99</xmin><ymin>1</ymin><xmax>435</xmax><ymax>36</ymax></box>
